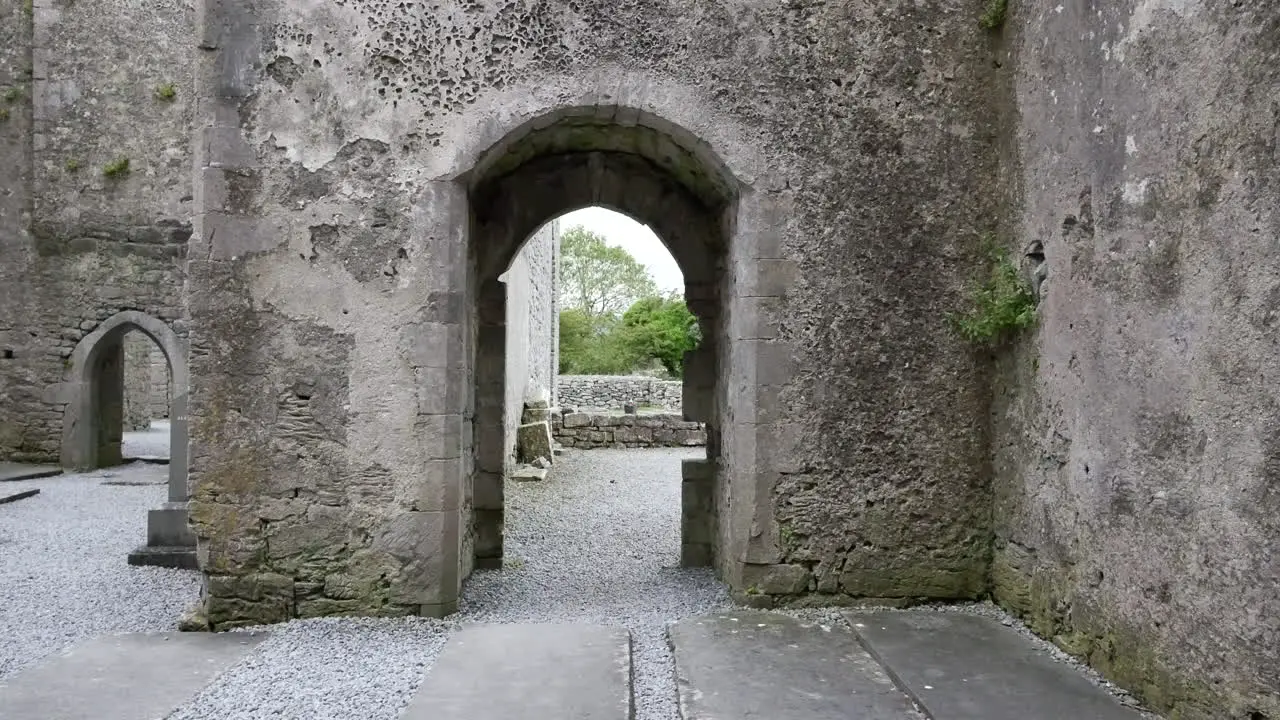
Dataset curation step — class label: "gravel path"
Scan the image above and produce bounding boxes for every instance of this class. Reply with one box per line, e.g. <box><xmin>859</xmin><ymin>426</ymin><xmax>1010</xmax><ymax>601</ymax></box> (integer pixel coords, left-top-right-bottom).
<box><xmin>122</xmin><ymin>420</ymin><xmax>171</xmax><ymax>460</ymax></box>
<box><xmin>0</xmin><ymin>462</ymin><xmax>201</xmax><ymax>681</ymax></box>
<box><xmin>170</xmin><ymin>447</ymin><xmax>725</xmax><ymax>720</ymax></box>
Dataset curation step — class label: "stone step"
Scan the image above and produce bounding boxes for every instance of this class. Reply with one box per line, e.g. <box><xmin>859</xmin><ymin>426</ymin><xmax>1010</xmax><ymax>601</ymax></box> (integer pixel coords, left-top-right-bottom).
<box><xmin>0</xmin><ymin>631</ymin><xmax>268</xmax><ymax>720</ymax></box>
<box><xmin>845</xmin><ymin>610</ymin><xmax>1144</xmax><ymax>720</ymax></box>
<box><xmin>0</xmin><ymin>462</ymin><xmax>62</xmax><ymax>482</ymax></box>
<box><xmin>401</xmin><ymin>623</ymin><xmax>632</xmax><ymax>720</ymax></box>
<box><xmin>669</xmin><ymin>611</ymin><xmax>923</xmax><ymax>719</ymax></box>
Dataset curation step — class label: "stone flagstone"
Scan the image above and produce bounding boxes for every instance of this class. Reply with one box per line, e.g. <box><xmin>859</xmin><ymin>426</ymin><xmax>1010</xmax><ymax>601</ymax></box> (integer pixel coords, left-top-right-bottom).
<box><xmin>845</xmin><ymin>610</ymin><xmax>1145</xmax><ymax>720</ymax></box>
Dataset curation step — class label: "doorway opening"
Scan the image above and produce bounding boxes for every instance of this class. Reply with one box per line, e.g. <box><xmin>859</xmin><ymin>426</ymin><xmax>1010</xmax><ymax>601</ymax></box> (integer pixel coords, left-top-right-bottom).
<box><xmin>460</xmin><ymin>109</ymin><xmax>736</xmax><ymax>585</ymax></box>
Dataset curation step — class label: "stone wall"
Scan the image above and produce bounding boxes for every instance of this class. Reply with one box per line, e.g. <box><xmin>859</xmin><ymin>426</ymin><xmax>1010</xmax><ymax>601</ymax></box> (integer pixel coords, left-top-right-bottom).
<box><xmin>186</xmin><ymin>0</ymin><xmax>1001</xmax><ymax>628</ymax></box>
<box><xmin>557</xmin><ymin>375</ymin><xmax>683</xmax><ymax>412</ymax></box>
<box><xmin>501</xmin><ymin>220</ymin><xmax>559</xmax><ymax>466</ymax></box>
<box><xmin>0</xmin><ymin>0</ymin><xmax>191</xmax><ymax>463</ymax></box>
<box><xmin>990</xmin><ymin>2</ymin><xmax>1280</xmax><ymax>718</ymax></box>
<box><xmin>552</xmin><ymin>412</ymin><xmax>705</xmax><ymax>449</ymax></box>
<box><xmin>121</xmin><ymin>332</ymin><xmax>153</xmax><ymax>431</ymax></box>
<box><xmin>122</xmin><ymin>334</ymin><xmax>170</xmax><ymax>430</ymax></box>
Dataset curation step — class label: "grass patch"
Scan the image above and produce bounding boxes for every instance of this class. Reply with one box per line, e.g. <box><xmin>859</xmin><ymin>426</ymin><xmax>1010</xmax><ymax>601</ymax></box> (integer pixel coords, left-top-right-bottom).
<box><xmin>102</xmin><ymin>157</ymin><xmax>130</xmax><ymax>178</ymax></box>
<box><xmin>951</xmin><ymin>234</ymin><xmax>1037</xmax><ymax>344</ymax></box>
<box><xmin>980</xmin><ymin>0</ymin><xmax>1008</xmax><ymax>30</ymax></box>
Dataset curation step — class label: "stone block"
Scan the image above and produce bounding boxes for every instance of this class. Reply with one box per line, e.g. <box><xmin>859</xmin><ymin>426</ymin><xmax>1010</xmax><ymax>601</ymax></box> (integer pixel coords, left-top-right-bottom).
<box><xmin>563</xmin><ymin>413</ymin><xmax>590</xmax><ymax>428</ymax></box>
<box><xmin>516</xmin><ymin>421</ymin><xmax>552</xmax><ymax>463</ymax></box>
<box><xmin>511</xmin><ymin>467</ymin><xmax>548</xmax><ymax>482</ymax></box>
<box><xmin>743</xmin><ymin>563</ymin><xmax>812</xmax><ymax>595</ymax></box>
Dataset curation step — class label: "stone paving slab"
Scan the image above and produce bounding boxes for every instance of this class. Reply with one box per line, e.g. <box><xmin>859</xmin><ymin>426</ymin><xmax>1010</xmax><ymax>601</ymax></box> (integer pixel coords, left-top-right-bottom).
<box><xmin>402</xmin><ymin>623</ymin><xmax>632</xmax><ymax>720</ymax></box>
<box><xmin>0</xmin><ymin>461</ymin><xmax>62</xmax><ymax>482</ymax></box>
<box><xmin>0</xmin><ymin>631</ymin><xmax>267</xmax><ymax>720</ymax></box>
<box><xmin>0</xmin><ymin>487</ymin><xmax>40</xmax><ymax>504</ymax></box>
<box><xmin>669</xmin><ymin>611</ymin><xmax>921</xmax><ymax>719</ymax></box>
<box><xmin>845</xmin><ymin>610</ymin><xmax>1144</xmax><ymax>720</ymax></box>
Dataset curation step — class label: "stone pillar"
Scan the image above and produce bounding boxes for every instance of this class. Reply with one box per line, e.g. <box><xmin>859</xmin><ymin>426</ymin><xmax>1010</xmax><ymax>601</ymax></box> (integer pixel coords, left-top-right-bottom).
<box><xmin>681</xmin><ymin>458</ymin><xmax>715</xmax><ymax>567</ymax></box>
<box><xmin>94</xmin><ymin>338</ymin><xmax>125</xmax><ymax>466</ymax></box>
<box><xmin>473</xmin><ymin>278</ymin><xmax>506</xmax><ymax>569</ymax></box>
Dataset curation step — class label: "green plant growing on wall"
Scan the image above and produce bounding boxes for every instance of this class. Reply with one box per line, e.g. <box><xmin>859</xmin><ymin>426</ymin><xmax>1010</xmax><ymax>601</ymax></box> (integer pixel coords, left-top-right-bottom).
<box><xmin>22</xmin><ymin>0</ymin><xmax>32</xmax><ymax>16</ymax></box>
<box><xmin>65</xmin><ymin>158</ymin><xmax>80</xmax><ymax>172</ymax></box>
<box><xmin>154</xmin><ymin>83</ymin><xmax>177</xmax><ymax>101</ymax></box>
<box><xmin>0</xmin><ymin>108</ymin><xmax>9</xmax><ymax>122</ymax></box>
<box><xmin>102</xmin><ymin>157</ymin><xmax>130</xmax><ymax>178</ymax></box>
<box><xmin>980</xmin><ymin>0</ymin><xmax>1008</xmax><ymax>30</ymax></box>
<box><xmin>952</xmin><ymin>235</ymin><xmax>1037</xmax><ymax>344</ymax></box>
<box><xmin>3</xmin><ymin>86</ymin><xmax>21</xmax><ymax>102</ymax></box>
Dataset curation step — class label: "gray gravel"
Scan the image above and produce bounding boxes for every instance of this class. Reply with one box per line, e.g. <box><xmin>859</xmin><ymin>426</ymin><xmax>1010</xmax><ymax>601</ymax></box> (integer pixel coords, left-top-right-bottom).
<box><xmin>122</xmin><ymin>420</ymin><xmax>171</xmax><ymax>460</ymax></box>
<box><xmin>169</xmin><ymin>447</ymin><xmax>724</xmax><ymax>720</ymax></box>
<box><xmin>0</xmin><ymin>462</ymin><xmax>201</xmax><ymax>681</ymax></box>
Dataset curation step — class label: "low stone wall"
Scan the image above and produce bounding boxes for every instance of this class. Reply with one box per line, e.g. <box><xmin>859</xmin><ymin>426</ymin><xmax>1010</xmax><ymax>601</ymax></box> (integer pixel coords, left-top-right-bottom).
<box><xmin>556</xmin><ymin>375</ymin><xmax>683</xmax><ymax>411</ymax></box>
<box><xmin>552</xmin><ymin>412</ymin><xmax>705</xmax><ymax>449</ymax></box>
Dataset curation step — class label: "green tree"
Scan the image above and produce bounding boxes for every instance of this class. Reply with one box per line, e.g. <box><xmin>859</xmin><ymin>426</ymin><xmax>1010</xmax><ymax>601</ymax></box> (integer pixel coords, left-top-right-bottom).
<box><xmin>559</xmin><ymin>225</ymin><xmax>658</xmax><ymax>318</ymax></box>
<box><xmin>558</xmin><ymin>309</ymin><xmax>642</xmax><ymax>375</ymax></box>
<box><xmin>619</xmin><ymin>294</ymin><xmax>701</xmax><ymax>378</ymax></box>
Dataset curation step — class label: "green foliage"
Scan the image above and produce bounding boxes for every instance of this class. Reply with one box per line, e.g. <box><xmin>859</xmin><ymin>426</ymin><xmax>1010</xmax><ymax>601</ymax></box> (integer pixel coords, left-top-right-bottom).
<box><xmin>102</xmin><ymin>157</ymin><xmax>130</xmax><ymax>178</ymax></box>
<box><xmin>65</xmin><ymin>157</ymin><xmax>80</xmax><ymax>172</ymax></box>
<box><xmin>980</xmin><ymin>0</ymin><xmax>1008</xmax><ymax>29</ymax></box>
<box><xmin>559</xmin><ymin>225</ymin><xmax>658</xmax><ymax>318</ymax></box>
<box><xmin>619</xmin><ymin>294</ymin><xmax>700</xmax><ymax>378</ymax></box>
<box><xmin>558</xmin><ymin>308</ymin><xmax>642</xmax><ymax>375</ymax></box>
<box><xmin>154</xmin><ymin>83</ymin><xmax>177</xmax><ymax>101</ymax></box>
<box><xmin>0</xmin><ymin>108</ymin><xmax>8</xmax><ymax>122</ymax></box>
<box><xmin>2</xmin><ymin>86</ymin><xmax>21</xmax><ymax>102</ymax></box>
<box><xmin>952</xmin><ymin>236</ymin><xmax>1036</xmax><ymax>344</ymax></box>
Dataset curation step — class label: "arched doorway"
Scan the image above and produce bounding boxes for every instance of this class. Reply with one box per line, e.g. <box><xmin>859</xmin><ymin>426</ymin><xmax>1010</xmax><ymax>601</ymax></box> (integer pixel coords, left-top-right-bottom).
<box><xmin>62</xmin><ymin>310</ymin><xmax>193</xmax><ymax>566</ymax></box>
<box><xmin>456</xmin><ymin>108</ymin><xmax>739</xmax><ymax>584</ymax></box>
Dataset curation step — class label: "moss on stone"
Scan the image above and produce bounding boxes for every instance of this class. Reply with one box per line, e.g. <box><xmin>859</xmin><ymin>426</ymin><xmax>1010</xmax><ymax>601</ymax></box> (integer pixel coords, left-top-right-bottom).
<box><xmin>990</xmin><ymin>549</ymin><xmax>1253</xmax><ymax>718</ymax></box>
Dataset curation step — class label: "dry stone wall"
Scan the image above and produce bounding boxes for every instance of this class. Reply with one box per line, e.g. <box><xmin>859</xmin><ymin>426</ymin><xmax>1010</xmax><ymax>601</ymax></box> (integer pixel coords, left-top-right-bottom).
<box><xmin>552</xmin><ymin>412</ymin><xmax>705</xmax><ymax>450</ymax></box>
<box><xmin>557</xmin><ymin>375</ymin><xmax>683</xmax><ymax>412</ymax></box>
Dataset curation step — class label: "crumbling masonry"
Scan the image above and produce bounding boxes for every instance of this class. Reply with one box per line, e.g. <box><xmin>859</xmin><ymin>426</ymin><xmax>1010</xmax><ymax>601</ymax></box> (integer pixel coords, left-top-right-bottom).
<box><xmin>0</xmin><ymin>1</ymin><xmax>1276</xmax><ymax>717</ymax></box>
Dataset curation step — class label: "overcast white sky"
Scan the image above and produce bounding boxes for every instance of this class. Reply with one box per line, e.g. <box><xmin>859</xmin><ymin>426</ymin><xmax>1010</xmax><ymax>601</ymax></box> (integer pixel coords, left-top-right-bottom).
<box><xmin>558</xmin><ymin>207</ymin><xmax>683</xmax><ymax>294</ymax></box>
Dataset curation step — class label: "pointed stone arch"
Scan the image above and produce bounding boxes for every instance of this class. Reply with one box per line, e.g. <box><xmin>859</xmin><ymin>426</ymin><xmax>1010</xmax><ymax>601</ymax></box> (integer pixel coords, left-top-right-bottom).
<box><xmin>60</xmin><ymin>310</ymin><xmax>194</xmax><ymax>564</ymax></box>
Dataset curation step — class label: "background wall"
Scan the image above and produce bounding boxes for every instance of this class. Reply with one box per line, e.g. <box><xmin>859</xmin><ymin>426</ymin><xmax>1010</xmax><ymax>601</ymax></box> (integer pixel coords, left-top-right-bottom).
<box><xmin>501</xmin><ymin>219</ymin><xmax>559</xmax><ymax>468</ymax></box>
<box><xmin>992</xmin><ymin>2</ymin><xmax>1279</xmax><ymax>716</ymax></box>
<box><xmin>558</xmin><ymin>374</ymin><xmax>683</xmax><ymax>412</ymax></box>
<box><xmin>0</xmin><ymin>0</ymin><xmax>191</xmax><ymax>462</ymax></box>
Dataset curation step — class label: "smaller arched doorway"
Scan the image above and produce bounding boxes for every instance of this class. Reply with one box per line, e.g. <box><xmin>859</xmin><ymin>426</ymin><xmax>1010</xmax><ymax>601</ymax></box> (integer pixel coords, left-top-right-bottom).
<box><xmin>61</xmin><ymin>311</ymin><xmax>194</xmax><ymax>566</ymax></box>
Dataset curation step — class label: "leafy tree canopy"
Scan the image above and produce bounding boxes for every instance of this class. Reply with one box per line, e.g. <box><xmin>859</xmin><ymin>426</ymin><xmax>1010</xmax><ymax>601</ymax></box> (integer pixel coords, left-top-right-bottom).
<box><xmin>558</xmin><ymin>225</ymin><xmax>658</xmax><ymax>318</ymax></box>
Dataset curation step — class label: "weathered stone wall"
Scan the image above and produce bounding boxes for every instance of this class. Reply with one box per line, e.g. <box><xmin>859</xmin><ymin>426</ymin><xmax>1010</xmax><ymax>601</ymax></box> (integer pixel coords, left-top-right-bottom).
<box><xmin>188</xmin><ymin>0</ymin><xmax>1001</xmax><ymax>626</ymax></box>
<box><xmin>501</xmin><ymin>220</ymin><xmax>559</xmax><ymax>467</ymax></box>
<box><xmin>992</xmin><ymin>2</ymin><xmax>1280</xmax><ymax>717</ymax></box>
<box><xmin>557</xmin><ymin>374</ymin><xmax>682</xmax><ymax>412</ymax></box>
<box><xmin>121</xmin><ymin>331</ymin><xmax>153</xmax><ymax>431</ymax></box>
<box><xmin>0</xmin><ymin>0</ymin><xmax>191</xmax><ymax>463</ymax></box>
<box><xmin>122</xmin><ymin>335</ymin><xmax>170</xmax><ymax>429</ymax></box>
<box><xmin>552</xmin><ymin>412</ymin><xmax>705</xmax><ymax>449</ymax></box>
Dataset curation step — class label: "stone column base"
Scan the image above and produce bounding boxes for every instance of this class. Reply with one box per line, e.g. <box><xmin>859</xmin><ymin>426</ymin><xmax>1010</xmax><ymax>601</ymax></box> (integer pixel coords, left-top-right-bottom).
<box><xmin>127</xmin><ymin>501</ymin><xmax>196</xmax><ymax>569</ymax></box>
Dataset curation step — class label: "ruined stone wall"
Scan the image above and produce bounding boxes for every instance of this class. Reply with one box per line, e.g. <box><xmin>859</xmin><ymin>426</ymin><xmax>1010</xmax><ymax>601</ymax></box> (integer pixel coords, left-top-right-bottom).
<box><xmin>502</xmin><ymin>220</ymin><xmax>558</xmax><ymax>467</ymax></box>
<box><xmin>188</xmin><ymin>0</ymin><xmax>1001</xmax><ymax>625</ymax></box>
<box><xmin>147</xmin><ymin>344</ymin><xmax>170</xmax><ymax>420</ymax></box>
<box><xmin>121</xmin><ymin>331</ymin><xmax>153</xmax><ymax>431</ymax></box>
<box><xmin>992</xmin><ymin>2</ymin><xmax>1280</xmax><ymax>717</ymax></box>
<box><xmin>557</xmin><ymin>375</ymin><xmax>683</xmax><ymax>412</ymax></box>
<box><xmin>552</xmin><ymin>412</ymin><xmax>704</xmax><ymax>449</ymax></box>
<box><xmin>0</xmin><ymin>0</ymin><xmax>191</xmax><ymax>462</ymax></box>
